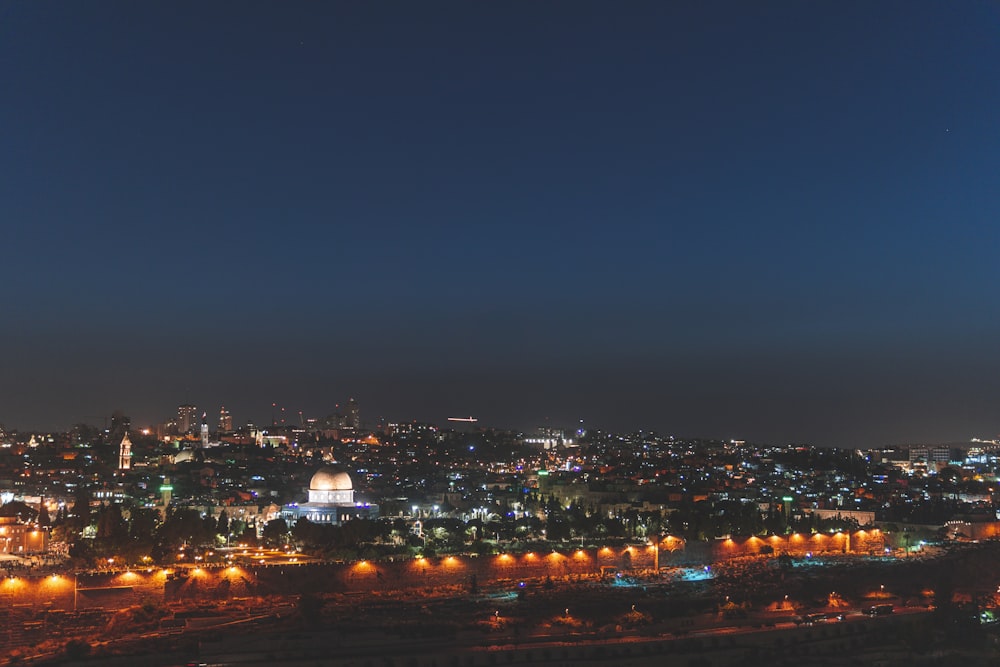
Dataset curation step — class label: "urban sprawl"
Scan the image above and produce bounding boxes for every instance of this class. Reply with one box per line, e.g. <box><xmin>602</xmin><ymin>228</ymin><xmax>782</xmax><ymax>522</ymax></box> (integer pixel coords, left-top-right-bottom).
<box><xmin>2</xmin><ymin>400</ymin><xmax>1000</xmax><ymax>665</ymax></box>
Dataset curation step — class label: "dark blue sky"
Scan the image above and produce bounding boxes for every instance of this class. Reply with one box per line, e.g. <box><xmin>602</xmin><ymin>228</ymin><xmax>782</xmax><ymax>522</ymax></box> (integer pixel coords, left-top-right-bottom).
<box><xmin>2</xmin><ymin>2</ymin><xmax>999</xmax><ymax>445</ymax></box>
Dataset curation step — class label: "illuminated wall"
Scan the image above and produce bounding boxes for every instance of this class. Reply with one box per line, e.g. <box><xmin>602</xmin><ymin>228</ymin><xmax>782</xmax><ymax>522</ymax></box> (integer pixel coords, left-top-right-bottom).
<box><xmin>0</xmin><ymin>532</ymin><xmax>895</xmax><ymax>611</ymax></box>
<box><xmin>943</xmin><ymin>520</ymin><xmax>1000</xmax><ymax>541</ymax></box>
<box><xmin>0</xmin><ymin>574</ymin><xmax>75</xmax><ymax>611</ymax></box>
<box><xmin>710</xmin><ymin>531</ymin><xmax>886</xmax><ymax>559</ymax></box>
<box><xmin>0</xmin><ymin>519</ymin><xmax>48</xmax><ymax>554</ymax></box>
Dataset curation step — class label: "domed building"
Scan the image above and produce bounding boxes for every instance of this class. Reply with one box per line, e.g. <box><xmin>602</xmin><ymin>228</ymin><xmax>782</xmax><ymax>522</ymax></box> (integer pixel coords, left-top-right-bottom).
<box><xmin>282</xmin><ymin>466</ymin><xmax>379</xmax><ymax>525</ymax></box>
<box><xmin>308</xmin><ymin>468</ymin><xmax>354</xmax><ymax>504</ymax></box>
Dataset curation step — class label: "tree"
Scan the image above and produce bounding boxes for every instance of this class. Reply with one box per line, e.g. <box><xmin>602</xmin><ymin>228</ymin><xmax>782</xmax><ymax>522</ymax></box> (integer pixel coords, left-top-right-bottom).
<box><xmin>545</xmin><ymin>513</ymin><xmax>571</xmax><ymax>541</ymax></box>
<box><xmin>96</xmin><ymin>504</ymin><xmax>128</xmax><ymax>541</ymax></box>
<box><xmin>777</xmin><ymin>553</ymin><xmax>794</xmax><ymax>571</ymax></box>
<box><xmin>153</xmin><ymin>508</ymin><xmax>214</xmax><ymax>560</ymax></box>
<box><xmin>262</xmin><ymin>518</ymin><xmax>288</xmax><ymax>546</ymax></box>
<box><xmin>129</xmin><ymin>508</ymin><xmax>159</xmax><ymax>541</ymax></box>
<box><xmin>69</xmin><ymin>489</ymin><xmax>92</xmax><ymax>535</ymax></box>
<box><xmin>202</xmin><ymin>513</ymin><xmax>217</xmax><ymax>537</ymax></box>
<box><xmin>238</xmin><ymin>522</ymin><xmax>257</xmax><ymax>546</ymax></box>
<box><xmin>340</xmin><ymin>519</ymin><xmax>380</xmax><ymax>548</ymax></box>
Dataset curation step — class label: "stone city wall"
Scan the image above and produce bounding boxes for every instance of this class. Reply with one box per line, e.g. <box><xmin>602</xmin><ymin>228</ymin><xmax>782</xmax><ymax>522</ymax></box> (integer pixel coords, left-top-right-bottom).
<box><xmin>0</xmin><ymin>532</ymin><xmax>887</xmax><ymax>611</ymax></box>
<box><xmin>710</xmin><ymin>530</ymin><xmax>887</xmax><ymax>559</ymax></box>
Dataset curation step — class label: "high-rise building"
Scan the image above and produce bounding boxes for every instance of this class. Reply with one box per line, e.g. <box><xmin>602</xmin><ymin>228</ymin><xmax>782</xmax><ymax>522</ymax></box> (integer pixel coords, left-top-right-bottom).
<box><xmin>218</xmin><ymin>406</ymin><xmax>233</xmax><ymax>433</ymax></box>
<box><xmin>347</xmin><ymin>397</ymin><xmax>360</xmax><ymax>429</ymax></box>
<box><xmin>177</xmin><ymin>404</ymin><xmax>197</xmax><ymax>434</ymax></box>
<box><xmin>110</xmin><ymin>410</ymin><xmax>130</xmax><ymax>440</ymax></box>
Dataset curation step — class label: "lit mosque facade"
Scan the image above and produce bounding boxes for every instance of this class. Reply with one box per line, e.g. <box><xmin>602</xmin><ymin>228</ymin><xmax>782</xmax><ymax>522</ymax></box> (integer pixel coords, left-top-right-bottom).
<box><xmin>282</xmin><ymin>467</ymin><xmax>379</xmax><ymax>525</ymax></box>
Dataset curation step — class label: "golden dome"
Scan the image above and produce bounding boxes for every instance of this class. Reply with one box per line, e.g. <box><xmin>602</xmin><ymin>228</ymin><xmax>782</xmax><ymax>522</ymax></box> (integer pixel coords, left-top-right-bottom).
<box><xmin>309</xmin><ymin>467</ymin><xmax>353</xmax><ymax>491</ymax></box>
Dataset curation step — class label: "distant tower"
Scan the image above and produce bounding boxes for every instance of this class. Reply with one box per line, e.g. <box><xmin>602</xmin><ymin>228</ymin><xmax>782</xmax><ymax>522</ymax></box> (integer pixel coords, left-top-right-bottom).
<box><xmin>218</xmin><ymin>406</ymin><xmax>233</xmax><ymax>433</ymax></box>
<box><xmin>200</xmin><ymin>413</ymin><xmax>209</xmax><ymax>448</ymax></box>
<box><xmin>177</xmin><ymin>404</ymin><xmax>197</xmax><ymax>434</ymax></box>
<box><xmin>110</xmin><ymin>410</ymin><xmax>131</xmax><ymax>440</ymax></box>
<box><xmin>347</xmin><ymin>397</ymin><xmax>360</xmax><ymax>429</ymax></box>
<box><xmin>118</xmin><ymin>433</ymin><xmax>132</xmax><ymax>471</ymax></box>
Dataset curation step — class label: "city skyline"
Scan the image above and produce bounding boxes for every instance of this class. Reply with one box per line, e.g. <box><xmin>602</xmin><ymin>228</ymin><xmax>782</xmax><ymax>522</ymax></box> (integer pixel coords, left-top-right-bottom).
<box><xmin>1</xmin><ymin>391</ymin><xmax>996</xmax><ymax>451</ymax></box>
<box><xmin>2</xmin><ymin>3</ymin><xmax>999</xmax><ymax>446</ymax></box>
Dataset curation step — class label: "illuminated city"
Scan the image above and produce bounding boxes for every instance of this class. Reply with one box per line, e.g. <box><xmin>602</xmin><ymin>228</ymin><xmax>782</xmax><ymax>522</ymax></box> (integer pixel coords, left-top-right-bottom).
<box><xmin>0</xmin><ymin>410</ymin><xmax>999</xmax><ymax>664</ymax></box>
<box><xmin>3</xmin><ymin>2</ymin><xmax>999</xmax><ymax>665</ymax></box>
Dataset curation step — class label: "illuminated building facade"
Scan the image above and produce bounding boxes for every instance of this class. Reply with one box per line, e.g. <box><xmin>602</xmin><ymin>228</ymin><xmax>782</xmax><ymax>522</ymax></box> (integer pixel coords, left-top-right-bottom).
<box><xmin>218</xmin><ymin>406</ymin><xmax>233</xmax><ymax>433</ymax></box>
<box><xmin>177</xmin><ymin>404</ymin><xmax>197</xmax><ymax>434</ymax></box>
<box><xmin>0</xmin><ymin>517</ymin><xmax>47</xmax><ymax>554</ymax></box>
<box><xmin>282</xmin><ymin>467</ymin><xmax>378</xmax><ymax>525</ymax></box>
<box><xmin>346</xmin><ymin>398</ymin><xmax>360</xmax><ymax>429</ymax></box>
<box><xmin>118</xmin><ymin>433</ymin><xmax>132</xmax><ymax>471</ymax></box>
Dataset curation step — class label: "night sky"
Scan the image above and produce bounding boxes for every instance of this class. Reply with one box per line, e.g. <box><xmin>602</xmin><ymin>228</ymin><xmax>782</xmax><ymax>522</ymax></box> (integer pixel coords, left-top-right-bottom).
<box><xmin>2</xmin><ymin>2</ymin><xmax>999</xmax><ymax>446</ymax></box>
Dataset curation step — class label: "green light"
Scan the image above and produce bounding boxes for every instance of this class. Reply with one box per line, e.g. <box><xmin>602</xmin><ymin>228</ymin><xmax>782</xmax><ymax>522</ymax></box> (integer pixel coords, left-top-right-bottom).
<box><xmin>159</xmin><ymin>485</ymin><xmax>173</xmax><ymax>492</ymax></box>
<box><xmin>782</xmin><ymin>496</ymin><xmax>793</xmax><ymax>502</ymax></box>
<box><xmin>537</xmin><ymin>470</ymin><xmax>549</xmax><ymax>476</ymax></box>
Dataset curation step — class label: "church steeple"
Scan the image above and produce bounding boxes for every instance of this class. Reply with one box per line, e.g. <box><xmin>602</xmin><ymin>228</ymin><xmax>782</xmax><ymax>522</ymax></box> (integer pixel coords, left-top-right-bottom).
<box><xmin>118</xmin><ymin>433</ymin><xmax>132</xmax><ymax>471</ymax></box>
<box><xmin>200</xmin><ymin>413</ymin><xmax>209</xmax><ymax>448</ymax></box>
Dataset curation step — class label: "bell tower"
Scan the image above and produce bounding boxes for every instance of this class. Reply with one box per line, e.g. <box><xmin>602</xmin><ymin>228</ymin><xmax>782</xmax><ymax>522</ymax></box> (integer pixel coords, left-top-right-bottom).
<box><xmin>118</xmin><ymin>433</ymin><xmax>132</xmax><ymax>471</ymax></box>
